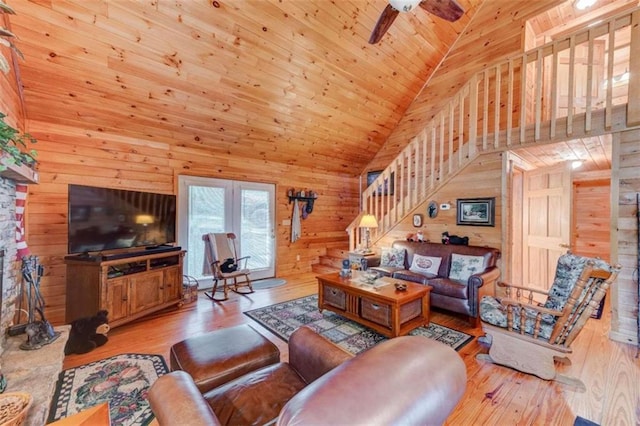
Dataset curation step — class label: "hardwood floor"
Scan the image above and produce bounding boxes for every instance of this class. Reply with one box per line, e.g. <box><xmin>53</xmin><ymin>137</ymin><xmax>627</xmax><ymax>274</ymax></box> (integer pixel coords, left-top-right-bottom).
<box><xmin>63</xmin><ymin>272</ymin><xmax>639</xmax><ymax>425</ymax></box>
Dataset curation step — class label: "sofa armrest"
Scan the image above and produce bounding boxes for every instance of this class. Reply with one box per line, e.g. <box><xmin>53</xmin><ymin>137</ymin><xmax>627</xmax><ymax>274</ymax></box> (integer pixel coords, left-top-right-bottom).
<box><xmin>148</xmin><ymin>371</ymin><xmax>221</xmax><ymax>426</ymax></box>
<box><xmin>468</xmin><ymin>266</ymin><xmax>501</xmax><ymax>317</ymax></box>
<box><xmin>288</xmin><ymin>326</ymin><xmax>353</xmax><ymax>384</ymax></box>
<box><xmin>468</xmin><ymin>265</ymin><xmax>501</xmax><ymax>289</ymax></box>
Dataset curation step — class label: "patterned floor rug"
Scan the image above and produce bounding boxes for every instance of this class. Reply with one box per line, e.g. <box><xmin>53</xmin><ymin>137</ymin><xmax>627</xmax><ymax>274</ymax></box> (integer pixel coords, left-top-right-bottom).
<box><xmin>244</xmin><ymin>294</ymin><xmax>474</xmax><ymax>354</ymax></box>
<box><xmin>48</xmin><ymin>353</ymin><xmax>168</xmax><ymax>426</ymax></box>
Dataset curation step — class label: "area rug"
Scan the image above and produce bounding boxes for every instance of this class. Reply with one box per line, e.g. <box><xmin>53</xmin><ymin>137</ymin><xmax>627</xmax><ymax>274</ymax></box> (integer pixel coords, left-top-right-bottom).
<box><xmin>251</xmin><ymin>278</ymin><xmax>287</xmax><ymax>290</ymax></box>
<box><xmin>244</xmin><ymin>294</ymin><xmax>473</xmax><ymax>354</ymax></box>
<box><xmin>48</xmin><ymin>353</ymin><xmax>168</xmax><ymax>426</ymax></box>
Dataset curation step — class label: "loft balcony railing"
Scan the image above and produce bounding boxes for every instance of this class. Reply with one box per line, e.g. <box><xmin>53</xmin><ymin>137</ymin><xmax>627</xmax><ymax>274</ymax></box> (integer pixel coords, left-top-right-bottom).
<box><xmin>348</xmin><ymin>8</ymin><xmax>640</xmax><ymax>251</ymax></box>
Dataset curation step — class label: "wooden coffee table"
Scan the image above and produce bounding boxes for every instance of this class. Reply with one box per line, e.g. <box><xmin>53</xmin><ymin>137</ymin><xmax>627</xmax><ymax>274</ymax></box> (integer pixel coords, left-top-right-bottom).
<box><xmin>316</xmin><ymin>272</ymin><xmax>431</xmax><ymax>338</ymax></box>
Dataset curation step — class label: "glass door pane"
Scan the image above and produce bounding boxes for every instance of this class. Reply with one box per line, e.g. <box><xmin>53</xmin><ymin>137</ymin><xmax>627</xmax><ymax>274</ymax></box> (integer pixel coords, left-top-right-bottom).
<box><xmin>186</xmin><ymin>185</ymin><xmax>226</xmax><ymax>282</ymax></box>
<box><xmin>238</xmin><ymin>185</ymin><xmax>274</xmax><ymax>278</ymax></box>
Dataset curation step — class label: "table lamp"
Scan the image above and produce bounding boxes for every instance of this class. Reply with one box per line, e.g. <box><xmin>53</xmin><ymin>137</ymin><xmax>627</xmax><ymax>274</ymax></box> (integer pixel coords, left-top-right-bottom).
<box><xmin>359</xmin><ymin>214</ymin><xmax>378</xmax><ymax>253</ymax></box>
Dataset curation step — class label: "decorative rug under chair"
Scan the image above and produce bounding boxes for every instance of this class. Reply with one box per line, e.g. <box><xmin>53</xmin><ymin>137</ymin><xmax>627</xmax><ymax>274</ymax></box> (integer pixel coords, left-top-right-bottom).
<box><xmin>244</xmin><ymin>294</ymin><xmax>474</xmax><ymax>354</ymax></box>
<box><xmin>48</xmin><ymin>353</ymin><xmax>168</xmax><ymax>426</ymax></box>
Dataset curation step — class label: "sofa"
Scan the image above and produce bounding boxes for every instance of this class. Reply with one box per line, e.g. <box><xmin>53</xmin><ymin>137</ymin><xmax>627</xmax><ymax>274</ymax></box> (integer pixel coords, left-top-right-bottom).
<box><xmin>148</xmin><ymin>326</ymin><xmax>467</xmax><ymax>426</ymax></box>
<box><xmin>368</xmin><ymin>240</ymin><xmax>501</xmax><ymax>325</ymax></box>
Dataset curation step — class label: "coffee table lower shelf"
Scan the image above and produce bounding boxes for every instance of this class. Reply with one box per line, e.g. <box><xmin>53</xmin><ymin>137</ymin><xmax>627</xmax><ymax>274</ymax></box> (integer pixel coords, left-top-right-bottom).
<box><xmin>317</xmin><ymin>273</ymin><xmax>431</xmax><ymax>338</ymax></box>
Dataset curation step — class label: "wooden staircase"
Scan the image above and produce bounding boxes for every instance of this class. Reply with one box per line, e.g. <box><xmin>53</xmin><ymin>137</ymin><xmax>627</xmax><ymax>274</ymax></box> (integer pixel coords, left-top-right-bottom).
<box><xmin>312</xmin><ymin>246</ymin><xmax>349</xmax><ymax>274</ymax></box>
<box><xmin>346</xmin><ymin>8</ymin><xmax>640</xmax><ymax>251</ymax></box>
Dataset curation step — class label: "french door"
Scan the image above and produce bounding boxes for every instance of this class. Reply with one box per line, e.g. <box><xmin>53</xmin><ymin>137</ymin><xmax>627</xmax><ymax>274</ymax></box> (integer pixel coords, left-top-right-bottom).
<box><xmin>178</xmin><ymin>175</ymin><xmax>276</xmax><ymax>288</ymax></box>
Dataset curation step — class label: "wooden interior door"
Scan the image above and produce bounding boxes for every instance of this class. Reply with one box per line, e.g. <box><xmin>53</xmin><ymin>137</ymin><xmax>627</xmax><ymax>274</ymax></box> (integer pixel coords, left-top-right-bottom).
<box><xmin>522</xmin><ymin>162</ymin><xmax>572</xmax><ymax>293</ymax></box>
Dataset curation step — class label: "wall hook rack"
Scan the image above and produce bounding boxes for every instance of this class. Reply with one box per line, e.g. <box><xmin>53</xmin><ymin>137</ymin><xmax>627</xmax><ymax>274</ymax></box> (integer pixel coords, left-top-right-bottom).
<box><xmin>287</xmin><ymin>188</ymin><xmax>318</xmax><ymax>215</ymax></box>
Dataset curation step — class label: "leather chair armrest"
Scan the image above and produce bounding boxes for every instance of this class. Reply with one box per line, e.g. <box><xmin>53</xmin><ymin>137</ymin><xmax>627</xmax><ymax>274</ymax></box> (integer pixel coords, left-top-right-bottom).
<box><xmin>148</xmin><ymin>371</ymin><xmax>221</xmax><ymax>426</ymax></box>
<box><xmin>288</xmin><ymin>326</ymin><xmax>352</xmax><ymax>384</ymax></box>
<box><xmin>278</xmin><ymin>336</ymin><xmax>467</xmax><ymax>426</ymax></box>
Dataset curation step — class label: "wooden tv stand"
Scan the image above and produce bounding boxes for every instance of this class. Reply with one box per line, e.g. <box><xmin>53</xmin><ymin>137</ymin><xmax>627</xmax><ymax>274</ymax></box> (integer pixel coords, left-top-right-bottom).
<box><xmin>65</xmin><ymin>249</ymin><xmax>186</xmax><ymax>328</ymax></box>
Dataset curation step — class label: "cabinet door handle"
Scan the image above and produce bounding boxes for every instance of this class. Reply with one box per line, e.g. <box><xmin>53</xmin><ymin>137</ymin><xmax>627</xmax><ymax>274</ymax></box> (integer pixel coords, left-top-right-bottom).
<box><xmin>371</xmin><ymin>304</ymin><xmax>380</xmax><ymax>310</ymax></box>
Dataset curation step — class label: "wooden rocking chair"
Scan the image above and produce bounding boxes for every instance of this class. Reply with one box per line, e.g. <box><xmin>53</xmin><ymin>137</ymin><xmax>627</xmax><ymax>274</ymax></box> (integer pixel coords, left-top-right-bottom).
<box><xmin>202</xmin><ymin>233</ymin><xmax>254</xmax><ymax>301</ymax></box>
<box><xmin>477</xmin><ymin>252</ymin><xmax>620</xmax><ymax>391</ymax></box>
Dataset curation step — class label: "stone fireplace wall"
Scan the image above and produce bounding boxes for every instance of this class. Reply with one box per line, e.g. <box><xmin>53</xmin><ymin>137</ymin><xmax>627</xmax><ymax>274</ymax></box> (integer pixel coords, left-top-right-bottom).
<box><xmin>0</xmin><ymin>177</ymin><xmax>19</xmax><ymax>353</ymax></box>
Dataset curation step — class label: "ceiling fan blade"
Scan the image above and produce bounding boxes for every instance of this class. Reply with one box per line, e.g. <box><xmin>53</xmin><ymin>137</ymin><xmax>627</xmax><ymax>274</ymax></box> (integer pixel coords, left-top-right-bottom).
<box><xmin>419</xmin><ymin>0</ymin><xmax>464</xmax><ymax>22</ymax></box>
<box><xmin>369</xmin><ymin>4</ymin><xmax>400</xmax><ymax>44</ymax></box>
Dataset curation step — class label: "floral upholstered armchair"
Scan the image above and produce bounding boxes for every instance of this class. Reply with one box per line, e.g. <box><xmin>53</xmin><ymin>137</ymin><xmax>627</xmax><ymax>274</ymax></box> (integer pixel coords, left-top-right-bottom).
<box><xmin>477</xmin><ymin>252</ymin><xmax>620</xmax><ymax>391</ymax></box>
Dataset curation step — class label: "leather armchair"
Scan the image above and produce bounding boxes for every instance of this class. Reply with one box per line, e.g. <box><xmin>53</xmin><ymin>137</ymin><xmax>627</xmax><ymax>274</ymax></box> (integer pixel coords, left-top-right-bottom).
<box><xmin>153</xmin><ymin>326</ymin><xmax>352</xmax><ymax>425</ymax></box>
<box><xmin>149</xmin><ymin>329</ymin><xmax>467</xmax><ymax>426</ymax></box>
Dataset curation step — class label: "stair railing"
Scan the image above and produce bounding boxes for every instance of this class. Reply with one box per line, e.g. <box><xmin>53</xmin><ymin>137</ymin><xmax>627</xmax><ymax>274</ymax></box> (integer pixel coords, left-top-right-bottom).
<box><xmin>347</xmin><ymin>8</ymin><xmax>640</xmax><ymax>252</ymax></box>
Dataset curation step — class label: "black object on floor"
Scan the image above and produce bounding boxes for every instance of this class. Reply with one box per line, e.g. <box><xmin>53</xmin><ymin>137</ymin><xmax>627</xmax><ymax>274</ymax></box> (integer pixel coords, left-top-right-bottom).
<box><xmin>574</xmin><ymin>416</ymin><xmax>599</xmax><ymax>426</ymax></box>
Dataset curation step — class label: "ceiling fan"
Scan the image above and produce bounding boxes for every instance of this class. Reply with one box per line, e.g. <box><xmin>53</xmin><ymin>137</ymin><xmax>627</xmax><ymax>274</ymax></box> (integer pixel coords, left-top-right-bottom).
<box><xmin>368</xmin><ymin>0</ymin><xmax>465</xmax><ymax>44</ymax></box>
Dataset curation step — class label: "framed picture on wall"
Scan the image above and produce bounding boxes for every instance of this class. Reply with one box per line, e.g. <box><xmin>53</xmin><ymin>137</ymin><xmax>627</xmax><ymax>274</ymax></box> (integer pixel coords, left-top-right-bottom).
<box><xmin>456</xmin><ymin>197</ymin><xmax>495</xmax><ymax>226</ymax></box>
<box><xmin>366</xmin><ymin>170</ymin><xmax>395</xmax><ymax>196</ymax></box>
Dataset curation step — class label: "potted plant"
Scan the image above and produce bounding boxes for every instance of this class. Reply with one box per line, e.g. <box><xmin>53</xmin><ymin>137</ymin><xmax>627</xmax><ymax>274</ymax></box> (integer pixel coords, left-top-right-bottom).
<box><xmin>0</xmin><ymin>112</ymin><xmax>37</xmax><ymax>171</ymax></box>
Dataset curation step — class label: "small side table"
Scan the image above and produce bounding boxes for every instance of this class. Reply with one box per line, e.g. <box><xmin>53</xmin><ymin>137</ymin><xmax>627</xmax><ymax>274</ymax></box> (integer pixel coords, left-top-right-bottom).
<box><xmin>348</xmin><ymin>252</ymin><xmax>379</xmax><ymax>270</ymax></box>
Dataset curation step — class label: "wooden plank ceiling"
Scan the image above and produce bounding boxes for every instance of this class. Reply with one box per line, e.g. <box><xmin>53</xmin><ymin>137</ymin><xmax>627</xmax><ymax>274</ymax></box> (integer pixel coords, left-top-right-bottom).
<box><xmin>6</xmin><ymin>0</ymin><xmax>628</xmax><ymax>174</ymax></box>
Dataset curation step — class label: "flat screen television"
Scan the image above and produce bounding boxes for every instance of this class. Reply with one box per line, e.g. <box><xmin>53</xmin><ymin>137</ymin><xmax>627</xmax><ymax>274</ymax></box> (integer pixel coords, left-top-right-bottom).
<box><xmin>68</xmin><ymin>184</ymin><xmax>177</xmax><ymax>255</ymax></box>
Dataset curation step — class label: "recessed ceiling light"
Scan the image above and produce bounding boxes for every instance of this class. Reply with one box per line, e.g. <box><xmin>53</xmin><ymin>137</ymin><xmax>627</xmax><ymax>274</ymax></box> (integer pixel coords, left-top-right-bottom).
<box><xmin>574</xmin><ymin>0</ymin><xmax>597</xmax><ymax>11</ymax></box>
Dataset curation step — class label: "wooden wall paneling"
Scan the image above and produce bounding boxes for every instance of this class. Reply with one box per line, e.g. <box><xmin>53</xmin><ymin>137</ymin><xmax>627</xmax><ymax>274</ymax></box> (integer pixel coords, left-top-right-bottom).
<box><xmin>374</xmin><ymin>152</ymin><xmax>503</xmax><ymax>265</ymax></box>
<box><xmin>610</xmin><ymin>128</ymin><xmax>640</xmax><ymax>345</ymax></box>
<box><xmin>25</xmin><ymin>121</ymin><xmax>358</xmax><ymax>326</ymax></box>
<box><xmin>0</xmin><ymin>13</ymin><xmax>24</xmax><ymax>126</ymax></box>
<box><xmin>0</xmin><ymin>68</ymin><xmax>22</xmax><ymax>126</ymax></box>
<box><xmin>572</xmin><ymin>171</ymin><xmax>611</xmax><ymax>261</ymax></box>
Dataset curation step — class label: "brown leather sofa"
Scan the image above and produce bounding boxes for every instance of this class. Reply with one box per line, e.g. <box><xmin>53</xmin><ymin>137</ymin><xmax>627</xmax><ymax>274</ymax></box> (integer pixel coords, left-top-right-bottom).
<box><xmin>148</xmin><ymin>327</ymin><xmax>467</xmax><ymax>425</ymax></box>
<box><xmin>368</xmin><ymin>240</ymin><xmax>501</xmax><ymax>324</ymax></box>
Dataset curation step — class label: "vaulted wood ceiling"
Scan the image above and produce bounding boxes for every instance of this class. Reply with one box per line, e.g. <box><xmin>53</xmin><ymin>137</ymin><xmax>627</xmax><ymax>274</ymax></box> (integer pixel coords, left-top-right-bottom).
<box><xmin>6</xmin><ymin>0</ymin><xmax>629</xmax><ymax>175</ymax></box>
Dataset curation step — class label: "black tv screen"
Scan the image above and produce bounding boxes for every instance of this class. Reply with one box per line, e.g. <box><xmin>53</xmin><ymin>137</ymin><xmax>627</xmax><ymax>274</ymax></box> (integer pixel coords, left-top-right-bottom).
<box><xmin>68</xmin><ymin>184</ymin><xmax>177</xmax><ymax>254</ymax></box>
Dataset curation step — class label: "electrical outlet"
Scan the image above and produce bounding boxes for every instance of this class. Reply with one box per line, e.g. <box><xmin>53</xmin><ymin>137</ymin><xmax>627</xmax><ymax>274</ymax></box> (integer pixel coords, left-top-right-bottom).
<box><xmin>296</xmin><ymin>254</ymin><xmax>300</xmax><ymax>261</ymax></box>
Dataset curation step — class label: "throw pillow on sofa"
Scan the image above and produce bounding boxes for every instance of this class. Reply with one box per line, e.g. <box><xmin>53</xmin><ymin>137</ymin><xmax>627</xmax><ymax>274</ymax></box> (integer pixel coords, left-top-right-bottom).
<box><xmin>449</xmin><ymin>253</ymin><xmax>485</xmax><ymax>281</ymax></box>
<box><xmin>380</xmin><ymin>247</ymin><xmax>406</xmax><ymax>268</ymax></box>
<box><xmin>409</xmin><ymin>254</ymin><xmax>442</xmax><ymax>275</ymax></box>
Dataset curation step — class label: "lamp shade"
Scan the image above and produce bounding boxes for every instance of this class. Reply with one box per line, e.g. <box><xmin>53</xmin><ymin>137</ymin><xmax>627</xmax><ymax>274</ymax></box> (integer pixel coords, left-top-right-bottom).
<box><xmin>359</xmin><ymin>214</ymin><xmax>378</xmax><ymax>229</ymax></box>
<box><xmin>135</xmin><ymin>214</ymin><xmax>154</xmax><ymax>225</ymax></box>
